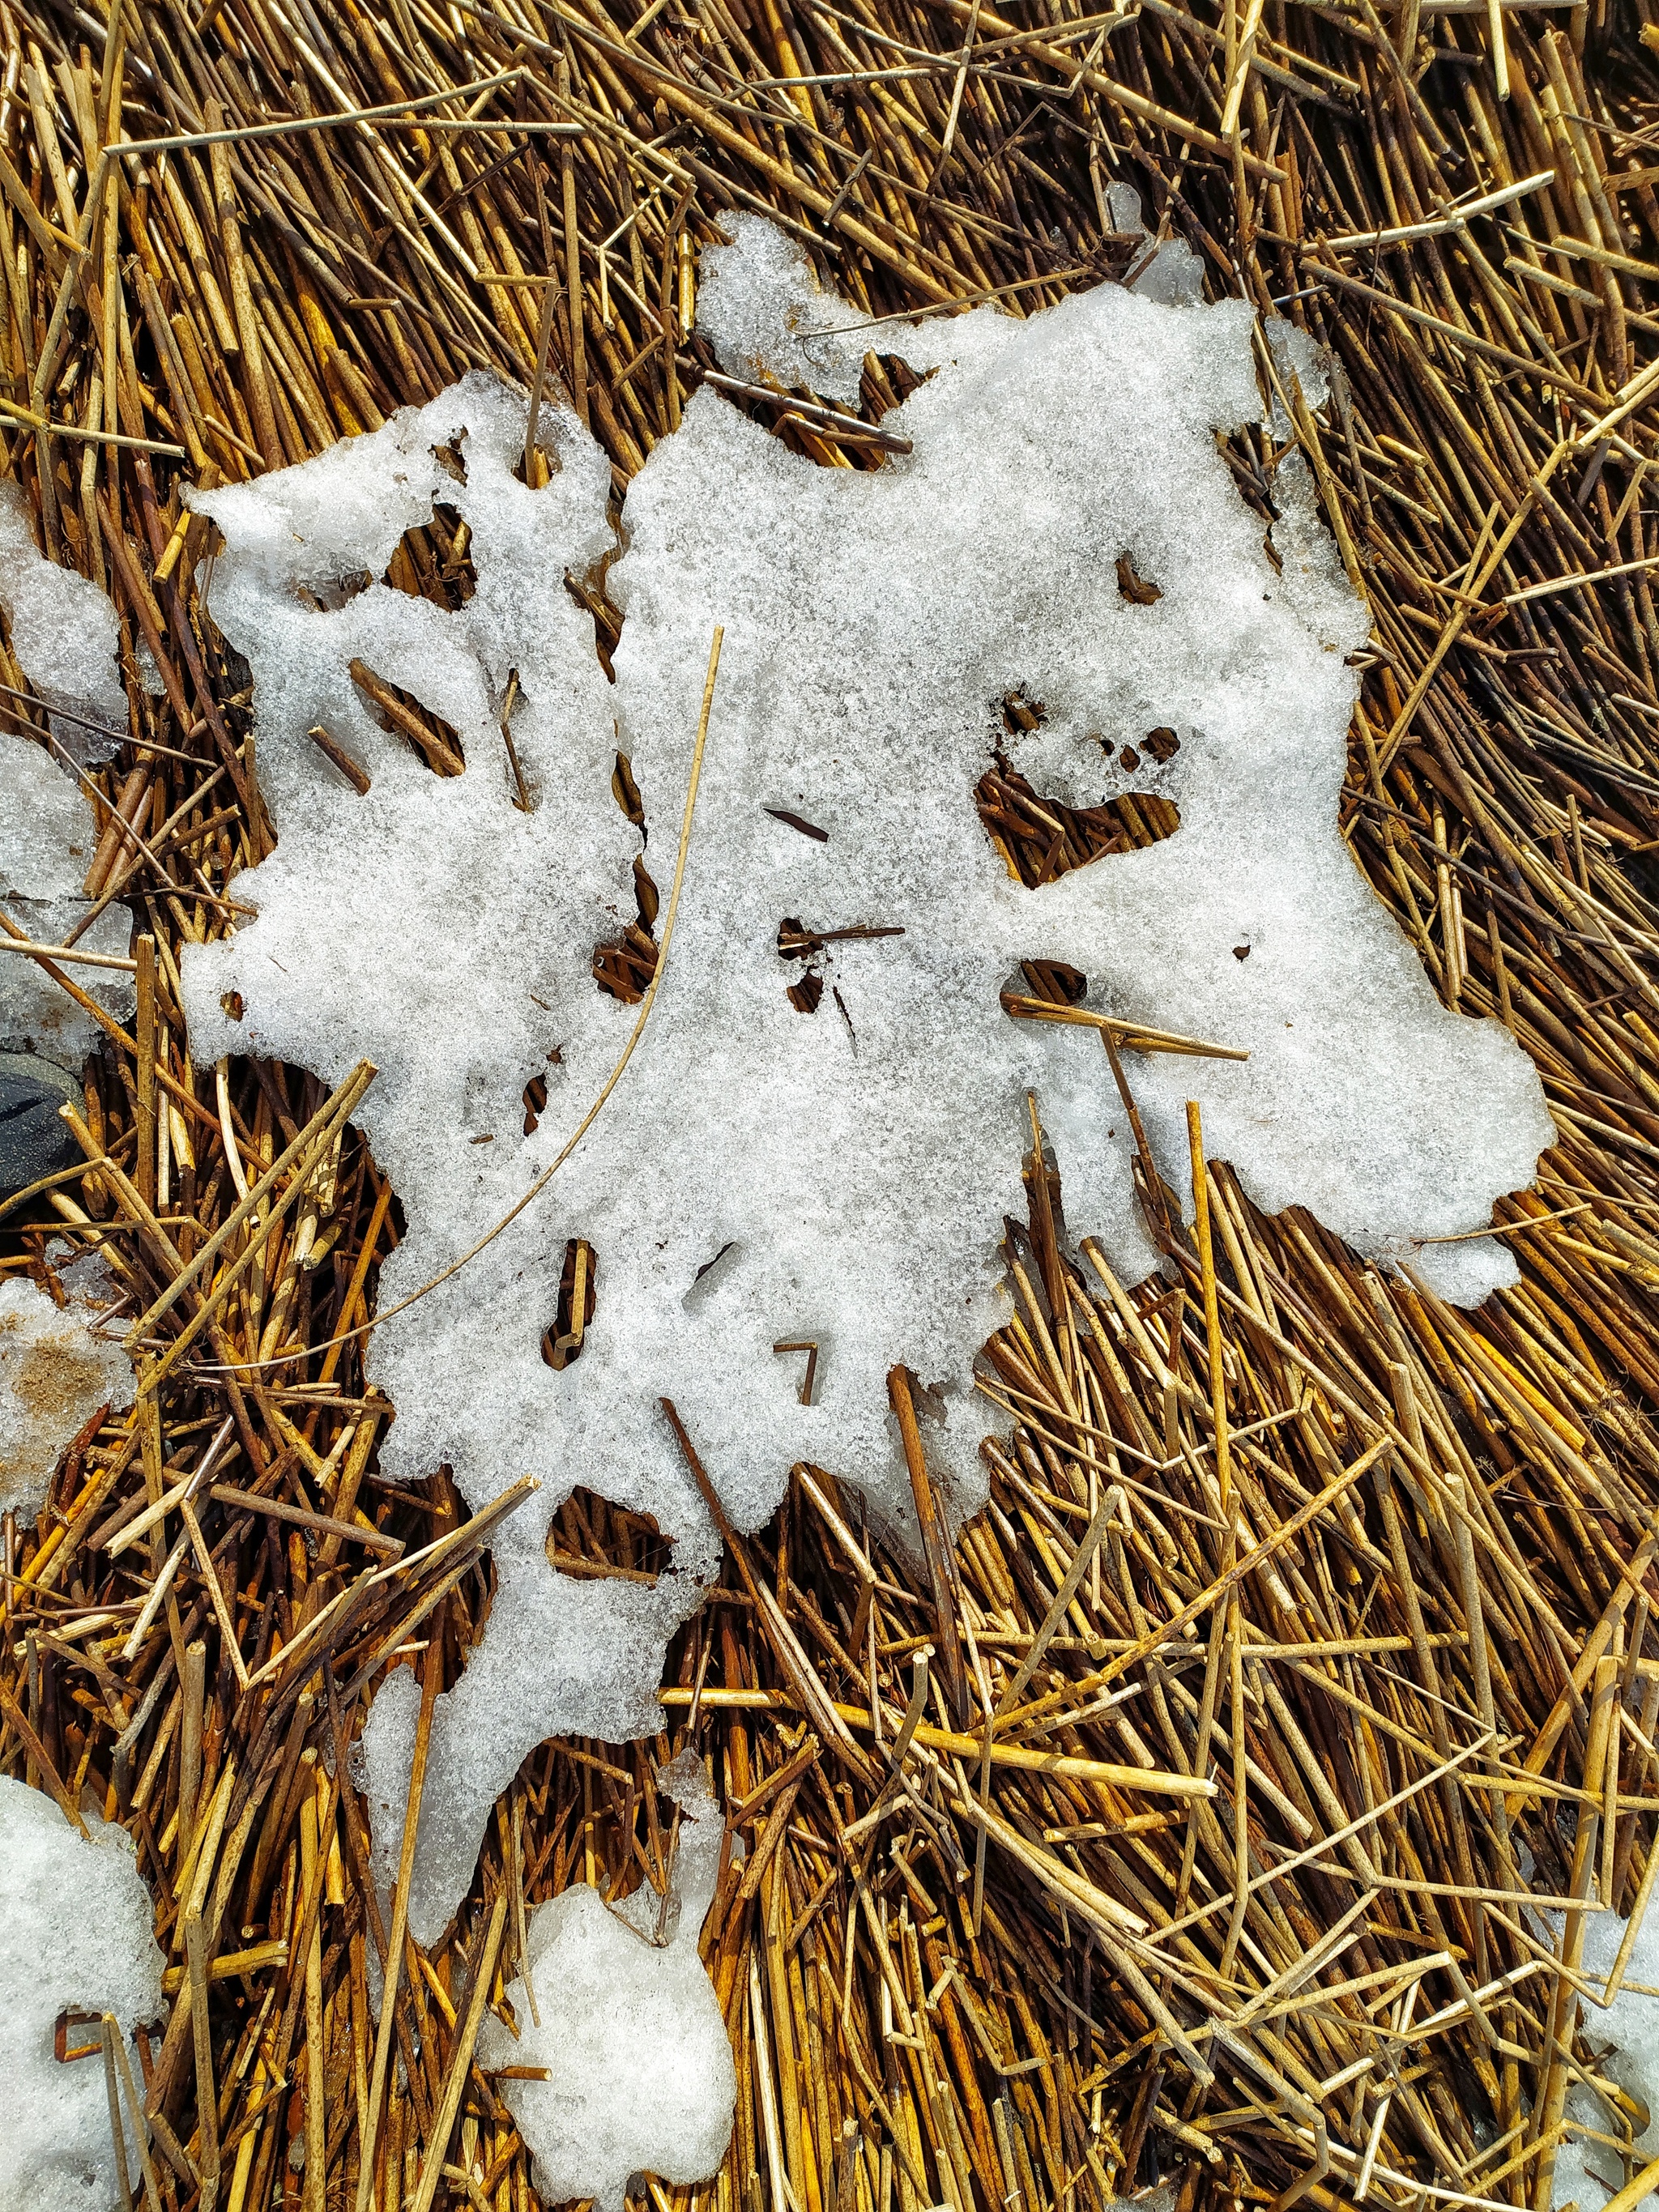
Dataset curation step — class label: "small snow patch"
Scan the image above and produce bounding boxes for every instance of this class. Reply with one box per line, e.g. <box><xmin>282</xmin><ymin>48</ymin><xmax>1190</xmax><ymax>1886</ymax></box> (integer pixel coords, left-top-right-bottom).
<box><xmin>0</xmin><ymin>1777</ymin><xmax>164</xmax><ymax>2212</ymax></box>
<box><xmin>477</xmin><ymin>1750</ymin><xmax>736</xmax><ymax>2210</ymax></box>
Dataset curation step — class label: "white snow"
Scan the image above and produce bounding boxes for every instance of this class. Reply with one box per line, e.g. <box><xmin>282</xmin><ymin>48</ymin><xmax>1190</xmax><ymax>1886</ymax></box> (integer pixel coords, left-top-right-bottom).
<box><xmin>178</xmin><ymin>221</ymin><xmax>1552</xmax><ymax>1943</ymax></box>
<box><xmin>476</xmin><ymin>1750</ymin><xmax>736</xmax><ymax>2210</ymax></box>
<box><xmin>0</xmin><ymin>481</ymin><xmax>126</xmax><ymax>764</ymax></box>
<box><xmin>1555</xmin><ymin>1900</ymin><xmax>1659</xmax><ymax>2210</ymax></box>
<box><xmin>0</xmin><ymin>1275</ymin><xmax>134</xmax><ymax>1522</ymax></box>
<box><xmin>0</xmin><ymin>1776</ymin><xmax>165</xmax><ymax>2212</ymax></box>
<box><xmin>0</xmin><ymin>486</ymin><xmax>135</xmax><ymax>1061</ymax></box>
<box><xmin>0</xmin><ymin>735</ymin><xmax>95</xmax><ymax>900</ymax></box>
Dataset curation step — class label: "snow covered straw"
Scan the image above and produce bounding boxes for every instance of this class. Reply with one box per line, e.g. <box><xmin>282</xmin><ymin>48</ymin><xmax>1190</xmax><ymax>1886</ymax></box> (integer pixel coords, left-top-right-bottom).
<box><xmin>2</xmin><ymin>6</ymin><xmax>1659</xmax><ymax>2212</ymax></box>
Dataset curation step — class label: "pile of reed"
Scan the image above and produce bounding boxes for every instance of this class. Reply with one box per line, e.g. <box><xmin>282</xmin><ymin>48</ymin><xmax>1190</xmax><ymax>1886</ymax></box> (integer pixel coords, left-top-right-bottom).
<box><xmin>3</xmin><ymin>0</ymin><xmax>1659</xmax><ymax>2210</ymax></box>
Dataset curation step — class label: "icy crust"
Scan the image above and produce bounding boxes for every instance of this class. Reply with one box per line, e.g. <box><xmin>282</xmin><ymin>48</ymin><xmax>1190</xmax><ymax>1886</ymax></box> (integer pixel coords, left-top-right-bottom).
<box><xmin>0</xmin><ymin>733</ymin><xmax>94</xmax><ymax>897</ymax></box>
<box><xmin>0</xmin><ymin>1777</ymin><xmax>165</xmax><ymax>2212</ymax></box>
<box><xmin>181</xmin><ymin>237</ymin><xmax>1551</xmax><ymax>1947</ymax></box>
<box><xmin>697</xmin><ymin>216</ymin><xmax>897</xmax><ymax>403</ymax></box>
<box><xmin>0</xmin><ymin>885</ymin><xmax>133</xmax><ymax>1071</ymax></box>
<box><xmin>1552</xmin><ymin>1903</ymin><xmax>1659</xmax><ymax>2208</ymax></box>
<box><xmin>0</xmin><ymin>480</ymin><xmax>126</xmax><ymax>763</ymax></box>
<box><xmin>695</xmin><ymin>200</ymin><xmax>1208</xmax><ymax>406</ymax></box>
<box><xmin>0</xmin><ymin>1275</ymin><xmax>134</xmax><ymax>1520</ymax></box>
<box><xmin>476</xmin><ymin>1750</ymin><xmax>736</xmax><ymax>2210</ymax></box>
<box><xmin>0</xmin><ymin>484</ymin><xmax>135</xmax><ymax>1066</ymax></box>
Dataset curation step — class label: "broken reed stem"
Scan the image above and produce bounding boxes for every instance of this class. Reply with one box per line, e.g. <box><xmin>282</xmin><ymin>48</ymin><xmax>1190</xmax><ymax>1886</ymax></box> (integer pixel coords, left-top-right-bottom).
<box><xmin>356</xmin><ymin>1645</ymin><xmax>441</xmax><ymax>2212</ymax></box>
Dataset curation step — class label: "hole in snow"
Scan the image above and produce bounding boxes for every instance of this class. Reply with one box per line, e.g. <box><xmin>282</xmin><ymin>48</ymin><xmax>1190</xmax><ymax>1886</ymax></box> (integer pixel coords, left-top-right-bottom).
<box><xmin>382</xmin><ymin>502</ymin><xmax>476</xmax><ymax>611</ymax></box>
<box><xmin>1142</xmin><ymin>727</ymin><xmax>1181</xmax><ymax>764</ymax></box>
<box><xmin>684</xmin><ymin>1241</ymin><xmax>739</xmax><ymax>1309</ymax></box>
<box><xmin>612</xmin><ymin>752</ymin><xmax>645</xmax><ymax>829</ymax></box>
<box><xmin>1009</xmin><ymin>957</ymin><xmax>1088</xmax><ymax>1008</ymax></box>
<box><xmin>514</xmin><ymin>438</ymin><xmax>562</xmax><ymax>489</ymax></box>
<box><xmin>711</xmin><ymin>350</ymin><xmax>929</xmax><ymax>471</ymax></box>
<box><xmin>430</xmin><ymin>435</ymin><xmax>467</xmax><ymax>485</ymax></box>
<box><xmin>348</xmin><ymin>660</ymin><xmax>465</xmax><ymax>776</ymax></box>
<box><xmin>867</xmin><ymin>352</ymin><xmax>932</xmax><ymax>416</ymax></box>
<box><xmin>1000</xmin><ymin>687</ymin><xmax>1048</xmax><ymax>735</ymax></box>
<box><xmin>541</xmin><ymin>1237</ymin><xmax>596</xmax><ymax>1370</ymax></box>
<box><xmin>975</xmin><ymin>757</ymin><xmax>1179</xmax><ymax>887</ymax></box>
<box><xmin>545</xmin><ymin>1485</ymin><xmax>669</xmax><ymax>1586</ymax></box>
<box><xmin>565</xmin><ymin>555</ymin><xmax>624</xmax><ymax>684</ymax></box>
<box><xmin>53</xmin><ymin>2010</ymin><xmax>104</xmax><ymax>2064</ymax></box>
<box><xmin>295</xmin><ymin>569</ymin><xmax>372</xmax><ymax>613</ymax></box>
<box><xmin>595</xmin><ymin>757</ymin><xmax>660</xmax><ymax>1003</ymax></box>
<box><xmin>594</xmin><ymin>867</ymin><xmax>660</xmax><ymax>1004</ymax></box>
<box><xmin>787</xmin><ymin>970</ymin><xmax>823</xmax><ymax>1016</ymax></box>
<box><xmin>1115</xmin><ymin>552</ymin><xmax>1162</xmax><ymax>604</ymax></box>
<box><xmin>522</xmin><ymin>1074</ymin><xmax>548</xmax><ymax>1134</ymax></box>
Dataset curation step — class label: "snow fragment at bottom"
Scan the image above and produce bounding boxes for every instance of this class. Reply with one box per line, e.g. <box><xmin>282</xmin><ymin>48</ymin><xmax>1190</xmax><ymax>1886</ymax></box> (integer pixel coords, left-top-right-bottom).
<box><xmin>0</xmin><ymin>1777</ymin><xmax>165</xmax><ymax>2212</ymax></box>
<box><xmin>476</xmin><ymin>1750</ymin><xmax>736</xmax><ymax>2210</ymax></box>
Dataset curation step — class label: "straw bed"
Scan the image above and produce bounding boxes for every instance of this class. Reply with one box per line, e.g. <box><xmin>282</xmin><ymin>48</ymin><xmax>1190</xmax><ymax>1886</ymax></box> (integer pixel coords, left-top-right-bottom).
<box><xmin>2</xmin><ymin>1</ymin><xmax>1659</xmax><ymax>2210</ymax></box>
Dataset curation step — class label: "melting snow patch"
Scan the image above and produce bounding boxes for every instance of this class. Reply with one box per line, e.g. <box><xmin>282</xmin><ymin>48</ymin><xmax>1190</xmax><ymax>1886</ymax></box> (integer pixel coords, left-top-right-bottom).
<box><xmin>476</xmin><ymin>1750</ymin><xmax>736</xmax><ymax>2209</ymax></box>
<box><xmin>0</xmin><ymin>481</ymin><xmax>126</xmax><ymax>764</ymax></box>
<box><xmin>179</xmin><ymin>221</ymin><xmax>1552</xmax><ymax>1943</ymax></box>
<box><xmin>0</xmin><ymin>1274</ymin><xmax>134</xmax><ymax>1522</ymax></box>
<box><xmin>0</xmin><ymin>1776</ymin><xmax>165</xmax><ymax>2212</ymax></box>
<box><xmin>0</xmin><ymin>712</ymin><xmax>135</xmax><ymax>1068</ymax></box>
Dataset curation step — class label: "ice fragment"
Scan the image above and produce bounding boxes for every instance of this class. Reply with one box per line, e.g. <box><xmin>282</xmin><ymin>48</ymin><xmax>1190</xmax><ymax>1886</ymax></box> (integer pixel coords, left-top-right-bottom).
<box><xmin>476</xmin><ymin>1750</ymin><xmax>736</xmax><ymax>2211</ymax></box>
<box><xmin>0</xmin><ymin>646</ymin><xmax>135</xmax><ymax>1067</ymax></box>
<box><xmin>1551</xmin><ymin>1903</ymin><xmax>1659</xmax><ymax>2207</ymax></box>
<box><xmin>0</xmin><ymin>1776</ymin><xmax>165</xmax><ymax>2212</ymax></box>
<box><xmin>0</xmin><ymin>481</ymin><xmax>126</xmax><ymax>763</ymax></box>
